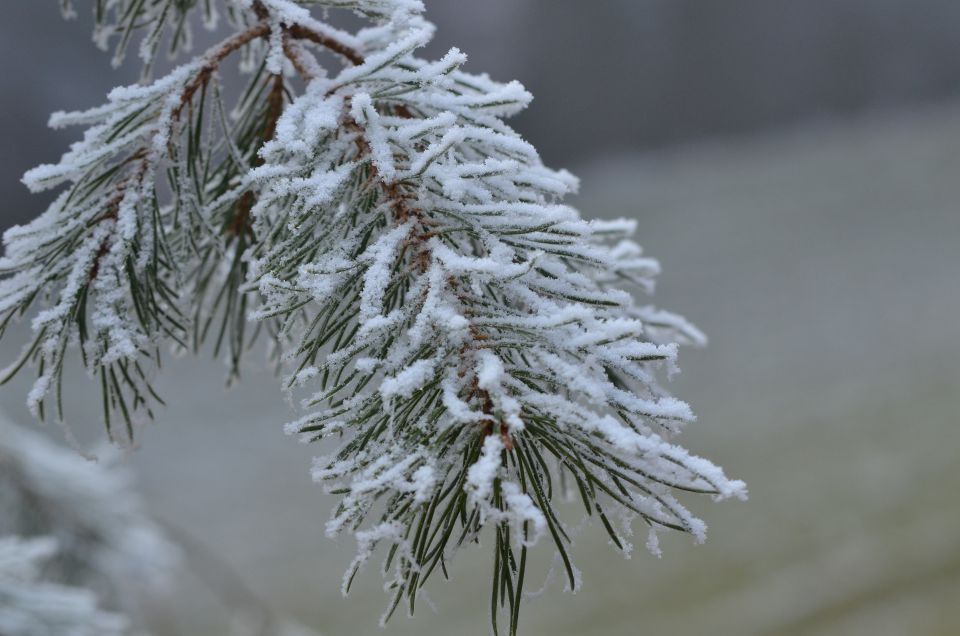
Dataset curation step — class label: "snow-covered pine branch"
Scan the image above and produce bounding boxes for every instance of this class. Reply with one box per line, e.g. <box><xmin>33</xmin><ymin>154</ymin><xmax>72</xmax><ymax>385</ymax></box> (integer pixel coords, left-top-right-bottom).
<box><xmin>0</xmin><ymin>412</ymin><xmax>324</xmax><ymax>635</ymax></box>
<box><xmin>0</xmin><ymin>535</ymin><xmax>129</xmax><ymax>636</ymax></box>
<box><xmin>1</xmin><ymin>1</ymin><xmax>746</xmax><ymax>632</ymax></box>
<box><xmin>0</xmin><ymin>414</ymin><xmax>178</xmax><ymax>627</ymax></box>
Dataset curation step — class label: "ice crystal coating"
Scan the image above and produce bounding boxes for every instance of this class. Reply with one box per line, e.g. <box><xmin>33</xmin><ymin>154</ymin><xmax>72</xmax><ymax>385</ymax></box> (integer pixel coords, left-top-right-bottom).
<box><xmin>2</xmin><ymin>1</ymin><xmax>745</xmax><ymax>632</ymax></box>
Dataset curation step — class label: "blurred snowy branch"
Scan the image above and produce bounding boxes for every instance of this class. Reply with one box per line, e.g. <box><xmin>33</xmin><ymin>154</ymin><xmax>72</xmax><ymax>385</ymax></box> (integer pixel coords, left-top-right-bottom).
<box><xmin>0</xmin><ymin>535</ymin><xmax>129</xmax><ymax>636</ymax></box>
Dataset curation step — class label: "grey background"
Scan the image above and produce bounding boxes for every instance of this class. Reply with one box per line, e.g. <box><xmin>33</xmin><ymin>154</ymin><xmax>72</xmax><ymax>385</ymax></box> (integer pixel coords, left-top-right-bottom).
<box><xmin>2</xmin><ymin>3</ymin><xmax>960</xmax><ymax>635</ymax></box>
<box><xmin>8</xmin><ymin>1</ymin><xmax>960</xmax><ymax>224</ymax></box>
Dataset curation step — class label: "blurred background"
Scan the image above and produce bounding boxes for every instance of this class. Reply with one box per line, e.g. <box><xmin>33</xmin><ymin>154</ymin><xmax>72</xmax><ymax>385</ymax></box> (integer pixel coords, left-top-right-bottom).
<box><xmin>2</xmin><ymin>1</ymin><xmax>960</xmax><ymax>635</ymax></box>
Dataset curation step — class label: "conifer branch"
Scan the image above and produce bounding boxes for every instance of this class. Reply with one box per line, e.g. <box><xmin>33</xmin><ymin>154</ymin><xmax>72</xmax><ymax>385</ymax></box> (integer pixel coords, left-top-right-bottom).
<box><xmin>171</xmin><ymin>22</ymin><xmax>272</xmax><ymax>124</ymax></box>
<box><xmin>1</xmin><ymin>2</ymin><xmax>746</xmax><ymax>633</ymax></box>
<box><xmin>287</xmin><ymin>24</ymin><xmax>366</xmax><ymax>66</ymax></box>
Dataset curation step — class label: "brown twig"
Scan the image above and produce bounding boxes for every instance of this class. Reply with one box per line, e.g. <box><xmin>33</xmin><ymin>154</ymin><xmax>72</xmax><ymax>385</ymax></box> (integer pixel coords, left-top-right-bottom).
<box><xmin>287</xmin><ymin>24</ymin><xmax>365</xmax><ymax>66</ymax></box>
<box><xmin>172</xmin><ymin>23</ymin><xmax>271</xmax><ymax>123</ymax></box>
<box><xmin>347</xmin><ymin>102</ymin><xmax>514</xmax><ymax>448</ymax></box>
<box><xmin>282</xmin><ymin>36</ymin><xmax>316</xmax><ymax>82</ymax></box>
<box><xmin>88</xmin><ymin>151</ymin><xmax>150</xmax><ymax>281</ymax></box>
<box><xmin>228</xmin><ymin>73</ymin><xmax>286</xmax><ymax>238</ymax></box>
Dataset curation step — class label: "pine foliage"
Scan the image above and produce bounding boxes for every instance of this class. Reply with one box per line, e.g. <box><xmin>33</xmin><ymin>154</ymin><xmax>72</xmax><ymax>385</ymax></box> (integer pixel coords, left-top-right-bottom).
<box><xmin>0</xmin><ymin>535</ymin><xmax>129</xmax><ymax>636</ymax></box>
<box><xmin>0</xmin><ymin>415</ymin><xmax>179</xmax><ymax>590</ymax></box>
<box><xmin>0</xmin><ymin>414</ymin><xmax>178</xmax><ymax>633</ymax></box>
<box><xmin>1</xmin><ymin>1</ymin><xmax>746</xmax><ymax>632</ymax></box>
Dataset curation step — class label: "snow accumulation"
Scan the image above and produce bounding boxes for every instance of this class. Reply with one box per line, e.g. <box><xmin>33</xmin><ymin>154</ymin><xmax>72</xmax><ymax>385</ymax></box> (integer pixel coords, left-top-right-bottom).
<box><xmin>1</xmin><ymin>0</ymin><xmax>745</xmax><ymax>621</ymax></box>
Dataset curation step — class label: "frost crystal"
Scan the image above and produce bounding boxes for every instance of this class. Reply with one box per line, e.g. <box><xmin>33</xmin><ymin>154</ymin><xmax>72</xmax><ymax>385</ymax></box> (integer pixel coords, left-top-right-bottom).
<box><xmin>2</xmin><ymin>1</ymin><xmax>744</xmax><ymax>632</ymax></box>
